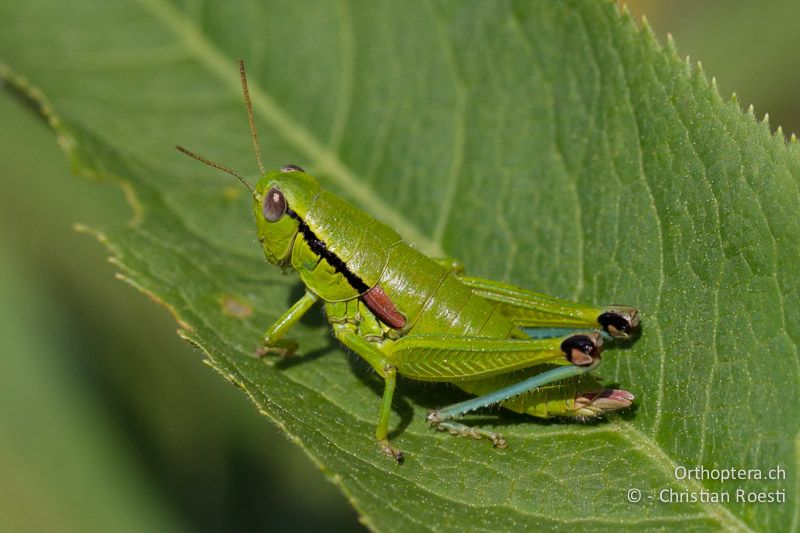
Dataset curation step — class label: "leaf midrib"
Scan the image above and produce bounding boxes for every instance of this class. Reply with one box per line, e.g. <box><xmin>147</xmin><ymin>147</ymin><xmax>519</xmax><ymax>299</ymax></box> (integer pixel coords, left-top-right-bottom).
<box><xmin>133</xmin><ymin>0</ymin><xmax>754</xmax><ymax>530</ymax></box>
<box><xmin>137</xmin><ymin>0</ymin><xmax>444</xmax><ymax>257</ymax></box>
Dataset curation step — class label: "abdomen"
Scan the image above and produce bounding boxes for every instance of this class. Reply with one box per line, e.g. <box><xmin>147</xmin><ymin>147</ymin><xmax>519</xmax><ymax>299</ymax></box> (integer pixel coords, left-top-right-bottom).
<box><xmin>379</xmin><ymin>244</ymin><xmax>517</xmax><ymax>339</ymax></box>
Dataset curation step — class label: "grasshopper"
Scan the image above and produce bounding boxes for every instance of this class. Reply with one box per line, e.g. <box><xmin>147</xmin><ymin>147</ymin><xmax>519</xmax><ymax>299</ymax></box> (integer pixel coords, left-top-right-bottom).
<box><xmin>178</xmin><ymin>60</ymin><xmax>640</xmax><ymax>463</ymax></box>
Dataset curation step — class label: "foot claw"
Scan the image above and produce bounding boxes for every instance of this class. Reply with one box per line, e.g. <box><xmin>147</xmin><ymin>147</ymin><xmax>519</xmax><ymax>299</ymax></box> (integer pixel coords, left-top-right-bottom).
<box><xmin>378</xmin><ymin>439</ymin><xmax>404</xmax><ymax>464</ymax></box>
<box><xmin>491</xmin><ymin>435</ymin><xmax>508</xmax><ymax>449</ymax></box>
<box><xmin>426</xmin><ymin>410</ymin><xmax>443</xmax><ymax>425</ymax></box>
<box><xmin>254</xmin><ymin>339</ymin><xmax>298</xmax><ymax>358</ymax></box>
<box><xmin>429</xmin><ymin>415</ymin><xmax>507</xmax><ymax>449</ymax></box>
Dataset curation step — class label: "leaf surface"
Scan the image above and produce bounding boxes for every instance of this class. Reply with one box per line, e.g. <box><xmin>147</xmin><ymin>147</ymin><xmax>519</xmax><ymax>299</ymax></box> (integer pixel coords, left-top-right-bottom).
<box><xmin>1</xmin><ymin>1</ymin><xmax>797</xmax><ymax>530</ymax></box>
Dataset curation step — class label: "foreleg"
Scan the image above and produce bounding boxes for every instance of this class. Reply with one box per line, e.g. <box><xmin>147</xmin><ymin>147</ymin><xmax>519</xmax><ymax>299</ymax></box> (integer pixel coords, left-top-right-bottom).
<box><xmin>255</xmin><ymin>290</ymin><xmax>318</xmax><ymax>357</ymax></box>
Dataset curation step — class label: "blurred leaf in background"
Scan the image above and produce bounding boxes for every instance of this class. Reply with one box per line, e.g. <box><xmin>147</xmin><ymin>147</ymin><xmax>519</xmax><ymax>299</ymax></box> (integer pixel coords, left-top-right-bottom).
<box><xmin>627</xmin><ymin>0</ymin><xmax>800</xmax><ymax>134</ymax></box>
<box><xmin>0</xmin><ymin>201</ymin><xmax>183</xmax><ymax>531</ymax></box>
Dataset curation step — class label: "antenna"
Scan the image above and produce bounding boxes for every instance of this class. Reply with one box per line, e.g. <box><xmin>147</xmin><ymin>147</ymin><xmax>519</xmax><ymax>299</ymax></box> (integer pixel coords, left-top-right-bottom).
<box><xmin>238</xmin><ymin>58</ymin><xmax>266</xmax><ymax>175</ymax></box>
<box><xmin>175</xmin><ymin>145</ymin><xmax>256</xmax><ymax>195</ymax></box>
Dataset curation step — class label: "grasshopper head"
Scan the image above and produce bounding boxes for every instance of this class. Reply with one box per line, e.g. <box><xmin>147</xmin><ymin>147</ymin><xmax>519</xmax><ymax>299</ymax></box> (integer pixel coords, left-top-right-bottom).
<box><xmin>177</xmin><ymin>62</ymin><xmax>326</xmax><ymax>268</ymax></box>
<box><xmin>253</xmin><ymin>165</ymin><xmax>321</xmax><ymax>265</ymax></box>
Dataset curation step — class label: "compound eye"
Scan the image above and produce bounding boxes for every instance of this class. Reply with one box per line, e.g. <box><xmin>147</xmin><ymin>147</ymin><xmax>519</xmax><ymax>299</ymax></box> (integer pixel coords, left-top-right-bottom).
<box><xmin>281</xmin><ymin>164</ymin><xmax>304</xmax><ymax>173</ymax></box>
<box><xmin>263</xmin><ymin>187</ymin><xmax>287</xmax><ymax>222</ymax></box>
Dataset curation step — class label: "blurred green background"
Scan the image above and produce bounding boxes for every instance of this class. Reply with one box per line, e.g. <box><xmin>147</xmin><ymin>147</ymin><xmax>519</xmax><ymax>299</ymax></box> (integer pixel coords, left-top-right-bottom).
<box><xmin>628</xmin><ymin>0</ymin><xmax>800</xmax><ymax>134</ymax></box>
<box><xmin>1</xmin><ymin>1</ymin><xmax>797</xmax><ymax>531</ymax></box>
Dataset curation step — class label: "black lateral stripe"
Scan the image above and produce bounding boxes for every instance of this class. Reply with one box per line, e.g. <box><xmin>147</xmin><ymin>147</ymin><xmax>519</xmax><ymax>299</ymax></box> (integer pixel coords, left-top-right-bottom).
<box><xmin>287</xmin><ymin>208</ymin><xmax>370</xmax><ymax>293</ymax></box>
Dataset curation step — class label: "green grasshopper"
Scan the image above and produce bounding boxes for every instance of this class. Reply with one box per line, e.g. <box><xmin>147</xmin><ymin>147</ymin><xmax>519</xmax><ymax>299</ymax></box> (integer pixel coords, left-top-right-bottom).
<box><xmin>178</xmin><ymin>60</ymin><xmax>639</xmax><ymax>463</ymax></box>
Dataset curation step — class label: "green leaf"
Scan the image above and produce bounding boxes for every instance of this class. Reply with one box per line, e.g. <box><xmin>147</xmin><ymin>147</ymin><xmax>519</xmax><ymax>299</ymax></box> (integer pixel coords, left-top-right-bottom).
<box><xmin>2</xmin><ymin>1</ymin><xmax>797</xmax><ymax>530</ymax></box>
